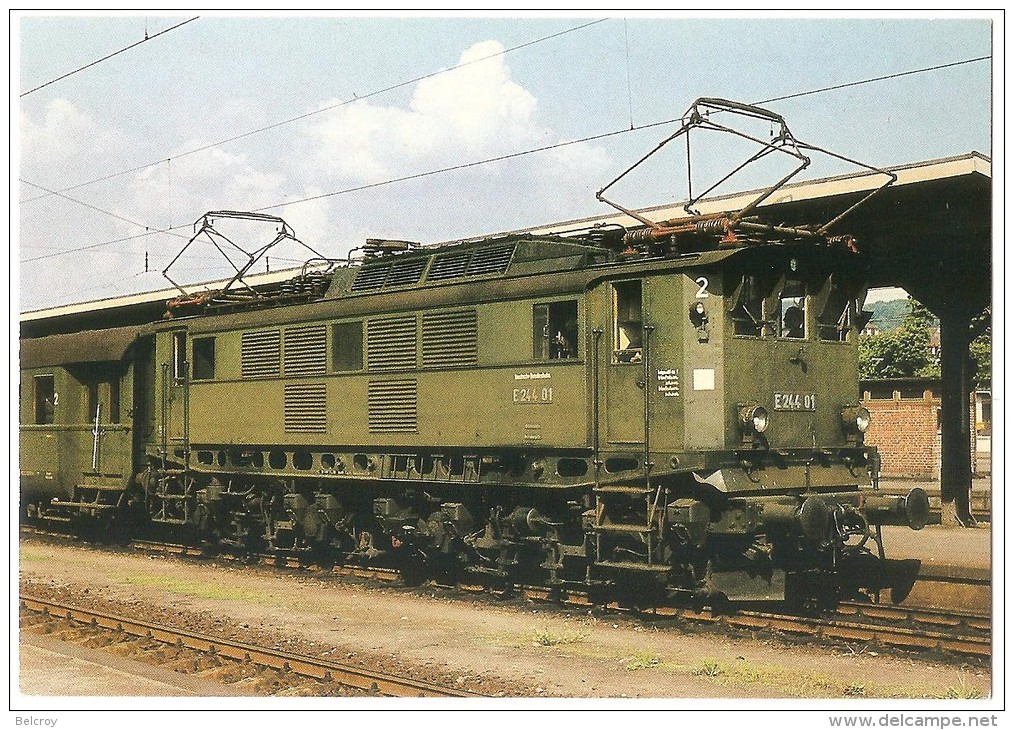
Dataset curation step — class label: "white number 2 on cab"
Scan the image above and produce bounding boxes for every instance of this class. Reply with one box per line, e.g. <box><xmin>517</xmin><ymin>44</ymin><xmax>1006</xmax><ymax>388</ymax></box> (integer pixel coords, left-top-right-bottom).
<box><xmin>695</xmin><ymin>276</ymin><xmax>710</xmax><ymax>298</ymax></box>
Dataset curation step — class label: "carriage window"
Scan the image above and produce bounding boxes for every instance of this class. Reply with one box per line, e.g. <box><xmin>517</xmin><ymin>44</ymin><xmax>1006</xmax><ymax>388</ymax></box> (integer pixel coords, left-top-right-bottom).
<box><xmin>333</xmin><ymin>321</ymin><xmax>364</xmax><ymax>371</ymax></box>
<box><xmin>87</xmin><ymin>382</ymin><xmax>100</xmax><ymax>421</ymax></box>
<box><xmin>613</xmin><ymin>281</ymin><xmax>643</xmax><ymax>363</ymax></box>
<box><xmin>109</xmin><ymin>378</ymin><xmax>121</xmax><ymax>423</ymax></box>
<box><xmin>193</xmin><ymin>337</ymin><xmax>216</xmax><ymax>380</ymax></box>
<box><xmin>731</xmin><ymin>275</ymin><xmax>765</xmax><ymax>337</ymax></box>
<box><xmin>34</xmin><ymin>375</ymin><xmax>55</xmax><ymax>425</ymax></box>
<box><xmin>534</xmin><ymin>300</ymin><xmax>578</xmax><ymax>360</ymax></box>
<box><xmin>778</xmin><ymin>280</ymin><xmax>806</xmax><ymax>339</ymax></box>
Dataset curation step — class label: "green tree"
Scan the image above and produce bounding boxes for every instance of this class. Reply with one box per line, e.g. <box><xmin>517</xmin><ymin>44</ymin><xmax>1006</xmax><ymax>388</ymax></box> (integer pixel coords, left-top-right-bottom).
<box><xmin>859</xmin><ymin>298</ymin><xmax>937</xmax><ymax>379</ymax></box>
<box><xmin>969</xmin><ymin>307</ymin><xmax>991</xmax><ymax>387</ymax></box>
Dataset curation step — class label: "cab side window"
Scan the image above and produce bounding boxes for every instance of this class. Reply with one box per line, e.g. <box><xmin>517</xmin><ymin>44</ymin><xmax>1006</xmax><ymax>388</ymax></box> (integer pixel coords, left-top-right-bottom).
<box><xmin>613</xmin><ymin>281</ymin><xmax>643</xmax><ymax>363</ymax></box>
<box><xmin>731</xmin><ymin>274</ymin><xmax>766</xmax><ymax>337</ymax></box>
<box><xmin>172</xmin><ymin>331</ymin><xmax>187</xmax><ymax>380</ymax></box>
<box><xmin>817</xmin><ymin>276</ymin><xmax>854</xmax><ymax>343</ymax></box>
<box><xmin>192</xmin><ymin>337</ymin><xmax>216</xmax><ymax>380</ymax></box>
<box><xmin>533</xmin><ymin>300</ymin><xmax>578</xmax><ymax>360</ymax></box>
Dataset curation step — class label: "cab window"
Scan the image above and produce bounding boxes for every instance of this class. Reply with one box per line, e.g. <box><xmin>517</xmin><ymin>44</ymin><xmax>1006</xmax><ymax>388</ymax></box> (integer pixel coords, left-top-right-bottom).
<box><xmin>534</xmin><ymin>300</ymin><xmax>578</xmax><ymax>360</ymax></box>
<box><xmin>731</xmin><ymin>274</ymin><xmax>766</xmax><ymax>337</ymax></box>
<box><xmin>817</xmin><ymin>276</ymin><xmax>856</xmax><ymax>343</ymax></box>
<box><xmin>192</xmin><ymin>337</ymin><xmax>216</xmax><ymax>379</ymax></box>
<box><xmin>172</xmin><ymin>331</ymin><xmax>187</xmax><ymax>380</ymax></box>
<box><xmin>778</xmin><ymin>280</ymin><xmax>806</xmax><ymax>339</ymax></box>
<box><xmin>613</xmin><ymin>281</ymin><xmax>643</xmax><ymax>363</ymax></box>
<box><xmin>34</xmin><ymin>375</ymin><xmax>55</xmax><ymax>425</ymax></box>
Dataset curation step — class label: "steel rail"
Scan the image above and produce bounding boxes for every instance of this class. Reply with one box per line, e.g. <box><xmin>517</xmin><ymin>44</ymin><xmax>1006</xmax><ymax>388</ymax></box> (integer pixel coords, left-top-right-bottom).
<box><xmin>721</xmin><ymin>610</ymin><xmax>991</xmax><ymax>658</ymax></box>
<box><xmin>835</xmin><ymin>601</ymin><xmax>991</xmax><ymax>634</ymax></box>
<box><xmin>518</xmin><ymin>587</ymin><xmax>991</xmax><ymax>659</ymax></box>
<box><xmin>20</xmin><ymin>595</ymin><xmax>483</xmax><ymax>698</ymax></box>
<box><xmin>21</xmin><ymin>528</ymin><xmax>991</xmax><ymax>658</ymax></box>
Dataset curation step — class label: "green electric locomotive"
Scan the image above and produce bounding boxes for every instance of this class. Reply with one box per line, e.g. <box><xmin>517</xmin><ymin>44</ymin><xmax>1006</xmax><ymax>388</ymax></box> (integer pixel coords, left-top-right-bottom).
<box><xmin>19</xmin><ymin>99</ymin><xmax>928</xmax><ymax>606</ymax></box>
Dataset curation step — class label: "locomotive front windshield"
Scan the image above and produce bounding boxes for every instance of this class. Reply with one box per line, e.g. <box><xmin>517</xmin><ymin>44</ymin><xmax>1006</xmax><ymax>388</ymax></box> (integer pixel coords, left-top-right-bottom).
<box><xmin>720</xmin><ymin>250</ymin><xmax>871</xmax><ymax>455</ymax></box>
<box><xmin>727</xmin><ymin>258</ymin><xmax>864</xmax><ymax>344</ymax></box>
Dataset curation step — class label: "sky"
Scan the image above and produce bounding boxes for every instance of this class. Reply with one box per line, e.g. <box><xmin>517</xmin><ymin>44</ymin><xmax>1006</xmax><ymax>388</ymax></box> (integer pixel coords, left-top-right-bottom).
<box><xmin>15</xmin><ymin>12</ymin><xmax>995</xmax><ymax>312</ymax></box>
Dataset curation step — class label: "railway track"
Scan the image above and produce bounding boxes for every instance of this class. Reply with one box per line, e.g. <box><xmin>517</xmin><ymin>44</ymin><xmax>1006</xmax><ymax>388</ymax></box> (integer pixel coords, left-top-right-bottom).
<box><xmin>19</xmin><ymin>594</ymin><xmax>483</xmax><ymax>698</ymax></box>
<box><xmin>21</xmin><ymin>527</ymin><xmax>991</xmax><ymax>661</ymax></box>
<box><xmin>516</xmin><ymin>587</ymin><xmax>991</xmax><ymax>659</ymax></box>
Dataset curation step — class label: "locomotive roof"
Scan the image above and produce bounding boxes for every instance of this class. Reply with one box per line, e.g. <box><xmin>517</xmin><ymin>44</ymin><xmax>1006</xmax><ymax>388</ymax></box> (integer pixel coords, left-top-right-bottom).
<box><xmin>326</xmin><ymin>233</ymin><xmax>611</xmax><ymax>300</ymax></box>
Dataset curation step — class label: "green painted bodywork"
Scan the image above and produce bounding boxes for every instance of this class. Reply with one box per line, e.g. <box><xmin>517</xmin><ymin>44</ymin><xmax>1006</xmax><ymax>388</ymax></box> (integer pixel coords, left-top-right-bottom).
<box><xmin>128</xmin><ymin>239</ymin><xmax>870</xmax><ymax>495</ymax></box>
<box><xmin>19</xmin><ymin>362</ymin><xmax>135</xmax><ymax>503</ymax></box>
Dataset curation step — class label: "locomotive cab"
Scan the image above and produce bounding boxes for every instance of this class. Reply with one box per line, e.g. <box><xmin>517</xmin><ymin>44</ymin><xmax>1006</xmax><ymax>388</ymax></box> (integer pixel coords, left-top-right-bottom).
<box><xmin>588</xmin><ymin>243</ymin><xmax>926</xmax><ymax>605</ymax></box>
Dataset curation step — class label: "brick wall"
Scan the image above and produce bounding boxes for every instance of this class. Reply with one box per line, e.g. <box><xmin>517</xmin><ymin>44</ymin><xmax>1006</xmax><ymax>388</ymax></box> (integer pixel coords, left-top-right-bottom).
<box><xmin>861</xmin><ymin>379</ymin><xmax>976</xmax><ymax>479</ymax></box>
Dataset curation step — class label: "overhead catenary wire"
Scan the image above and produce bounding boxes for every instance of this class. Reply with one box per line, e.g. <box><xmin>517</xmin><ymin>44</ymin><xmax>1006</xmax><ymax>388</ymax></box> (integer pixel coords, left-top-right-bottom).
<box><xmin>20</xmin><ymin>16</ymin><xmax>199</xmax><ymax>98</ymax></box>
<box><xmin>20</xmin><ymin>18</ymin><xmax>608</xmax><ymax>206</ymax></box>
<box><xmin>754</xmin><ymin>55</ymin><xmax>991</xmax><ymax>106</ymax></box>
<box><xmin>22</xmin><ymin>53</ymin><xmax>991</xmax><ymax>267</ymax></box>
<box><xmin>253</xmin><ymin>55</ymin><xmax>991</xmax><ymax>213</ymax></box>
<box><xmin>19</xmin><ymin>178</ymin><xmax>189</xmax><ymax>240</ymax></box>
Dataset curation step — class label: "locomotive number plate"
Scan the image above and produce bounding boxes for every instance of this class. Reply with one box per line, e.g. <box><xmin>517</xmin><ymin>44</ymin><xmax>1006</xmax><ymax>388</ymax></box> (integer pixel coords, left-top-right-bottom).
<box><xmin>513</xmin><ymin>386</ymin><xmax>553</xmax><ymax>404</ymax></box>
<box><xmin>773</xmin><ymin>392</ymin><xmax>816</xmax><ymax>411</ymax></box>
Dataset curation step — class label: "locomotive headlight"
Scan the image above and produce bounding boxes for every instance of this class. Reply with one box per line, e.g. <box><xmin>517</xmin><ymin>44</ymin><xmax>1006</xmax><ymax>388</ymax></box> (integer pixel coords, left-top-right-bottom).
<box><xmin>840</xmin><ymin>406</ymin><xmax>871</xmax><ymax>434</ymax></box>
<box><xmin>856</xmin><ymin>407</ymin><xmax>871</xmax><ymax>433</ymax></box>
<box><xmin>739</xmin><ymin>404</ymin><xmax>769</xmax><ymax>434</ymax></box>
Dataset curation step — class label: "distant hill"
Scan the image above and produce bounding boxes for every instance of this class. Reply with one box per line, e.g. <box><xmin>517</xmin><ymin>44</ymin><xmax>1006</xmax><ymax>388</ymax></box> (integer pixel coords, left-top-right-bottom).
<box><xmin>868</xmin><ymin>299</ymin><xmax>909</xmax><ymax>331</ymax></box>
<box><xmin>867</xmin><ymin>298</ymin><xmax>938</xmax><ymax>332</ymax></box>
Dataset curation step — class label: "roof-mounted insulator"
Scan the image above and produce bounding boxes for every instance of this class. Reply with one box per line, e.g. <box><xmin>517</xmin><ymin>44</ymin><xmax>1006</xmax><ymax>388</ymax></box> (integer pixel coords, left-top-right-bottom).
<box><xmin>364</xmin><ymin>239</ymin><xmax>421</xmax><ymax>259</ymax></box>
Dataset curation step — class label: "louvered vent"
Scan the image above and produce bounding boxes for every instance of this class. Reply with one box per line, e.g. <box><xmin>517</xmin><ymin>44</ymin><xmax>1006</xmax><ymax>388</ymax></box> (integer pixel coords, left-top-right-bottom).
<box><xmin>283</xmin><ymin>325</ymin><xmax>326</xmax><ymax>376</ymax></box>
<box><xmin>427</xmin><ymin>244</ymin><xmax>515</xmax><ymax>281</ymax></box>
<box><xmin>351</xmin><ymin>257</ymin><xmax>428</xmax><ymax>291</ymax></box>
<box><xmin>427</xmin><ymin>251</ymin><xmax>472</xmax><ymax>281</ymax></box>
<box><xmin>284</xmin><ymin>383</ymin><xmax>327</xmax><ymax>433</ymax></box>
<box><xmin>367</xmin><ymin>316</ymin><xmax>417</xmax><ymax>371</ymax></box>
<box><xmin>422</xmin><ymin>309</ymin><xmax>477</xmax><ymax>368</ymax></box>
<box><xmin>241</xmin><ymin>330</ymin><xmax>281</xmax><ymax>378</ymax></box>
<box><xmin>350</xmin><ymin>264</ymin><xmax>389</xmax><ymax>292</ymax></box>
<box><xmin>368</xmin><ymin>379</ymin><xmax>417</xmax><ymax>433</ymax></box>
<box><xmin>385</xmin><ymin>257</ymin><xmax>428</xmax><ymax>287</ymax></box>
<box><xmin>466</xmin><ymin>243</ymin><xmax>515</xmax><ymax>275</ymax></box>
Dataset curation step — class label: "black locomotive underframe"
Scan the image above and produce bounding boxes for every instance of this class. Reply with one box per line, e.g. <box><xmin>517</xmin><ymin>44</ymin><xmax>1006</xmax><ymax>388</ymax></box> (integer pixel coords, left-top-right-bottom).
<box><xmin>115</xmin><ymin>442</ymin><xmax>917</xmax><ymax>606</ymax></box>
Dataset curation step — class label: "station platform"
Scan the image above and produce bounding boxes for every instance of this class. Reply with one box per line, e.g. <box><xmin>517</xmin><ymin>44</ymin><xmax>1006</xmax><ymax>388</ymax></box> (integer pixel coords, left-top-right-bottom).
<box><xmin>861</xmin><ymin>475</ymin><xmax>994</xmax><ymax>611</ymax></box>
<box><xmin>871</xmin><ymin>476</ymin><xmax>994</xmax><ymax>611</ymax></box>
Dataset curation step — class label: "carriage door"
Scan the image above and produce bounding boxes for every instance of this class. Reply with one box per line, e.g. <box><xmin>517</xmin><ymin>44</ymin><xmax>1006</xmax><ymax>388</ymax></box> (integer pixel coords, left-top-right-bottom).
<box><xmin>604</xmin><ymin>279</ymin><xmax>647</xmax><ymax>446</ymax></box>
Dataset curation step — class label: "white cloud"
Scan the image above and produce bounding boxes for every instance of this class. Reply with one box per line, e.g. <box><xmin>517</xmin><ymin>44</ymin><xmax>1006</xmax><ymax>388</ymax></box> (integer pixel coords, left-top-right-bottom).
<box><xmin>19</xmin><ymin>41</ymin><xmax>615</xmax><ymax>310</ymax></box>
<box><xmin>283</xmin><ymin>39</ymin><xmax>613</xmax><ymax>253</ymax></box>
<box><xmin>20</xmin><ymin>99</ymin><xmax>122</xmax><ymax>169</ymax></box>
<box><xmin>299</xmin><ymin>41</ymin><xmax>551</xmax><ymax>183</ymax></box>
